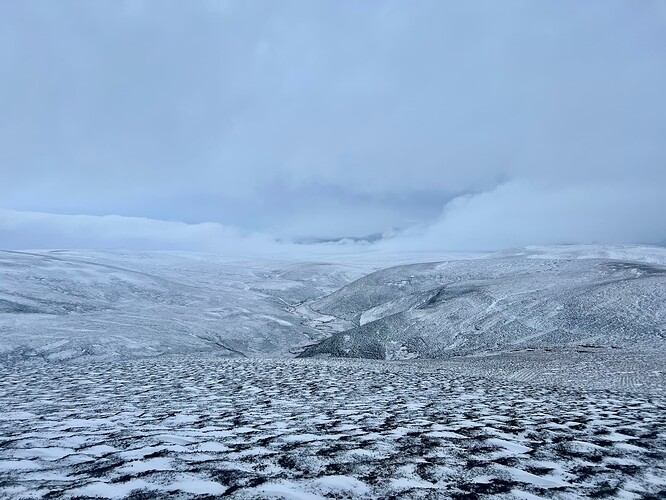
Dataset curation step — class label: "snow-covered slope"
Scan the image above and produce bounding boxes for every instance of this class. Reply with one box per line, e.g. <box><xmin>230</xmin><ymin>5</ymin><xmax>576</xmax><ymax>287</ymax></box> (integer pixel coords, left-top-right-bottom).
<box><xmin>500</xmin><ymin>244</ymin><xmax>666</xmax><ymax>265</ymax></box>
<box><xmin>0</xmin><ymin>250</ymin><xmax>366</xmax><ymax>361</ymax></box>
<box><xmin>301</xmin><ymin>253</ymin><xmax>666</xmax><ymax>359</ymax></box>
<box><xmin>3</xmin><ymin>245</ymin><xmax>665</xmax><ymax>363</ymax></box>
<box><xmin>2</xmin><ymin>356</ymin><xmax>664</xmax><ymax>499</ymax></box>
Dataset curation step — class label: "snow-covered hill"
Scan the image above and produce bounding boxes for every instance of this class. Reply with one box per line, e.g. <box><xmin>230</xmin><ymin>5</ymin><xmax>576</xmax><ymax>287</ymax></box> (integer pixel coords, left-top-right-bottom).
<box><xmin>0</xmin><ymin>250</ymin><xmax>367</xmax><ymax>361</ymax></box>
<box><xmin>301</xmin><ymin>252</ymin><xmax>666</xmax><ymax>359</ymax></box>
<box><xmin>2</xmin><ymin>246</ymin><xmax>666</xmax><ymax>363</ymax></box>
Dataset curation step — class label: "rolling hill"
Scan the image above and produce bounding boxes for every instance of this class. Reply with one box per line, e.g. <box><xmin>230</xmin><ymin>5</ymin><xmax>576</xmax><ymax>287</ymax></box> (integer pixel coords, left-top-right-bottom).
<box><xmin>301</xmin><ymin>254</ymin><xmax>666</xmax><ymax>359</ymax></box>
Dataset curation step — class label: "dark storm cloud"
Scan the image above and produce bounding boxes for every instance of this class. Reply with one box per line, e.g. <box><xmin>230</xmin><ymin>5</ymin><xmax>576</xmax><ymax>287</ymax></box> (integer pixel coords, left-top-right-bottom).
<box><xmin>0</xmin><ymin>1</ymin><xmax>664</xmax><ymax>251</ymax></box>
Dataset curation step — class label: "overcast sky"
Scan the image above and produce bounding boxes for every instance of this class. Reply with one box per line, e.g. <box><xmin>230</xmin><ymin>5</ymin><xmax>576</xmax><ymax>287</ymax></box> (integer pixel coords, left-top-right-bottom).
<box><xmin>1</xmin><ymin>1</ymin><xmax>665</xmax><ymax>253</ymax></box>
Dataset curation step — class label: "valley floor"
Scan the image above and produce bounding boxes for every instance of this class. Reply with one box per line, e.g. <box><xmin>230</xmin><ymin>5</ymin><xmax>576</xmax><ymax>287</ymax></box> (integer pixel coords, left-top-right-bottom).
<box><xmin>1</xmin><ymin>355</ymin><xmax>665</xmax><ymax>499</ymax></box>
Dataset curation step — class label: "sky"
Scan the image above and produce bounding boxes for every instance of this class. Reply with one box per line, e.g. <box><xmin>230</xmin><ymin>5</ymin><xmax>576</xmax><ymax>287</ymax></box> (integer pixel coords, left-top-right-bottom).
<box><xmin>1</xmin><ymin>0</ymin><xmax>665</xmax><ymax>253</ymax></box>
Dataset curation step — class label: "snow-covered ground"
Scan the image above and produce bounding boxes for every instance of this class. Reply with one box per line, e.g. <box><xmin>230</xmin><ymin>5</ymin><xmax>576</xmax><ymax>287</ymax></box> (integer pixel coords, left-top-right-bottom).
<box><xmin>1</xmin><ymin>246</ymin><xmax>665</xmax><ymax>498</ymax></box>
<box><xmin>303</xmin><ymin>255</ymin><xmax>666</xmax><ymax>359</ymax></box>
<box><xmin>0</xmin><ymin>250</ymin><xmax>368</xmax><ymax>361</ymax></box>
<box><xmin>1</xmin><ymin>356</ymin><xmax>664</xmax><ymax>499</ymax></box>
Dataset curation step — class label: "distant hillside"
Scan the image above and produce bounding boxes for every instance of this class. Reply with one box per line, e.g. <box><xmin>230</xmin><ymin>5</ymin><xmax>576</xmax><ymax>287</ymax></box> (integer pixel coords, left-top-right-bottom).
<box><xmin>0</xmin><ymin>250</ymin><xmax>365</xmax><ymax>362</ymax></box>
<box><xmin>300</xmin><ymin>256</ymin><xmax>666</xmax><ymax>359</ymax></box>
<box><xmin>3</xmin><ymin>246</ymin><xmax>665</xmax><ymax>363</ymax></box>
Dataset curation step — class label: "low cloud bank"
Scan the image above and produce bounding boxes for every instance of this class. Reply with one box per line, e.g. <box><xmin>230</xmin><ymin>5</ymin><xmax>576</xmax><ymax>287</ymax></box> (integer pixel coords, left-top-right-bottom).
<box><xmin>383</xmin><ymin>180</ymin><xmax>666</xmax><ymax>252</ymax></box>
<box><xmin>1</xmin><ymin>179</ymin><xmax>664</xmax><ymax>255</ymax></box>
<box><xmin>0</xmin><ymin>209</ymin><xmax>277</xmax><ymax>255</ymax></box>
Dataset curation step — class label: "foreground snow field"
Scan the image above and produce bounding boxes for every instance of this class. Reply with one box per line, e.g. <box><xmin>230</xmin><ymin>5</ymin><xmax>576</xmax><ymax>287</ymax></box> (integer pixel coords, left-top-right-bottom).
<box><xmin>1</xmin><ymin>356</ymin><xmax>665</xmax><ymax>499</ymax></box>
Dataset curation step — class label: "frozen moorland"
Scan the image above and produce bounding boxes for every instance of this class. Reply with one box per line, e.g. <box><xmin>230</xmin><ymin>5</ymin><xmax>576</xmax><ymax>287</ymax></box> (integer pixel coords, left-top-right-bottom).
<box><xmin>0</xmin><ymin>250</ymin><xmax>369</xmax><ymax>361</ymax></box>
<box><xmin>1</xmin><ymin>246</ymin><xmax>665</xmax><ymax>498</ymax></box>
<box><xmin>301</xmin><ymin>255</ymin><xmax>666</xmax><ymax>360</ymax></box>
